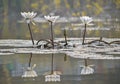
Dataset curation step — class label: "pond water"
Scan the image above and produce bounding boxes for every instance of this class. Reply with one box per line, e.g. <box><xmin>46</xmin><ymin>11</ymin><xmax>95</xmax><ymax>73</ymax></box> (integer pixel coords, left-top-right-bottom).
<box><xmin>0</xmin><ymin>53</ymin><xmax>120</xmax><ymax>84</ymax></box>
<box><xmin>0</xmin><ymin>38</ymin><xmax>120</xmax><ymax>84</ymax></box>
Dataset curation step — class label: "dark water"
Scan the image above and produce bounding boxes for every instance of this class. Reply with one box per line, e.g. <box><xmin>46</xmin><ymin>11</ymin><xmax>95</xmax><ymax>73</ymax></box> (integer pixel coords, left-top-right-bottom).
<box><xmin>0</xmin><ymin>53</ymin><xmax>120</xmax><ymax>84</ymax></box>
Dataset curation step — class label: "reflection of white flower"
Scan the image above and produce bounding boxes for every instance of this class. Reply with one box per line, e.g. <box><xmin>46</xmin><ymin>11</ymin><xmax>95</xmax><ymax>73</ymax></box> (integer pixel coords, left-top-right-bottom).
<box><xmin>44</xmin><ymin>15</ymin><xmax>59</xmax><ymax>23</ymax></box>
<box><xmin>22</xmin><ymin>64</ymin><xmax>37</xmax><ymax>77</ymax></box>
<box><xmin>45</xmin><ymin>74</ymin><xmax>60</xmax><ymax>82</ymax></box>
<box><xmin>80</xmin><ymin>65</ymin><xmax>94</xmax><ymax>75</ymax></box>
<box><xmin>21</xmin><ymin>12</ymin><xmax>37</xmax><ymax>23</ymax></box>
<box><xmin>44</xmin><ymin>71</ymin><xmax>61</xmax><ymax>82</ymax></box>
<box><xmin>80</xmin><ymin>16</ymin><xmax>93</xmax><ymax>24</ymax></box>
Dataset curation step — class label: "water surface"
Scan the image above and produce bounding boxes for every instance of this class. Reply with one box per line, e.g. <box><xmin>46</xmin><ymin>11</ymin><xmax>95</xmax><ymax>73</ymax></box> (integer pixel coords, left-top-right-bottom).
<box><xmin>0</xmin><ymin>53</ymin><xmax>120</xmax><ymax>84</ymax></box>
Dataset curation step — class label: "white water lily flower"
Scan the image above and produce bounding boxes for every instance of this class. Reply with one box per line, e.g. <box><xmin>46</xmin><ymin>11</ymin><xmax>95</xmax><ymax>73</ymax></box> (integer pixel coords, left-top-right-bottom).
<box><xmin>22</xmin><ymin>64</ymin><xmax>37</xmax><ymax>77</ymax></box>
<box><xmin>21</xmin><ymin>12</ymin><xmax>37</xmax><ymax>24</ymax></box>
<box><xmin>80</xmin><ymin>16</ymin><xmax>93</xmax><ymax>24</ymax></box>
<box><xmin>44</xmin><ymin>15</ymin><xmax>59</xmax><ymax>23</ymax></box>
<box><xmin>21</xmin><ymin>12</ymin><xmax>37</xmax><ymax>19</ymax></box>
<box><xmin>80</xmin><ymin>65</ymin><xmax>94</xmax><ymax>75</ymax></box>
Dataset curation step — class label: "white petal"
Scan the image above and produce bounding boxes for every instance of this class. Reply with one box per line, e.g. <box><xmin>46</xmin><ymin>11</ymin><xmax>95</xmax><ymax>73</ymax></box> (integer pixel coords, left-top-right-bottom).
<box><xmin>32</xmin><ymin>12</ymin><xmax>37</xmax><ymax>18</ymax></box>
<box><xmin>80</xmin><ymin>16</ymin><xmax>93</xmax><ymax>24</ymax></box>
<box><xmin>21</xmin><ymin>12</ymin><xmax>26</xmax><ymax>18</ymax></box>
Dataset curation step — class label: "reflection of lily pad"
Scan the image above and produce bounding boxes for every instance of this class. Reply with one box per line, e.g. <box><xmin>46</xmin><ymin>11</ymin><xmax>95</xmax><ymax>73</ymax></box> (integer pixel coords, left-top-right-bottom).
<box><xmin>106</xmin><ymin>52</ymin><xmax>120</xmax><ymax>55</ymax></box>
<box><xmin>0</xmin><ymin>52</ymin><xmax>14</xmax><ymax>55</ymax></box>
<box><xmin>66</xmin><ymin>51</ymin><xmax>120</xmax><ymax>59</ymax></box>
<box><xmin>0</xmin><ymin>39</ymin><xmax>37</xmax><ymax>48</ymax></box>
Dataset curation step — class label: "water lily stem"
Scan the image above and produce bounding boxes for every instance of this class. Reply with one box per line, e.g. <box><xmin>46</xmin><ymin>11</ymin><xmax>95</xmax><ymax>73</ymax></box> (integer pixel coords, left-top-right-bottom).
<box><xmin>82</xmin><ymin>24</ymin><xmax>87</xmax><ymax>45</ymax></box>
<box><xmin>64</xmin><ymin>29</ymin><xmax>68</xmax><ymax>46</ymax></box>
<box><xmin>49</xmin><ymin>21</ymin><xmax>55</xmax><ymax>74</ymax></box>
<box><xmin>28</xmin><ymin>53</ymin><xmax>32</xmax><ymax>67</ymax></box>
<box><xmin>28</xmin><ymin>23</ymin><xmax>34</xmax><ymax>45</ymax></box>
<box><xmin>50</xmin><ymin>21</ymin><xmax>54</xmax><ymax>49</ymax></box>
<box><xmin>51</xmin><ymin>53</ymin><xmax>54</xmax><ymax>74</ymax></box>
<box><xmin>84</xmin><ymin>59</ymin><xmax>88</xmax><ymax>66</ymax></box>
<box><xmin>64</xmin><ymin>54</ymin><xmax>67</xmax><ymax>61</ymax></box>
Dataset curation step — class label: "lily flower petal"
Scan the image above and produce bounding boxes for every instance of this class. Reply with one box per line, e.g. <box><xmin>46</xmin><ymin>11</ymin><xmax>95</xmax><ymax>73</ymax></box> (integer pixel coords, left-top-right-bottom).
<box><xmin>80</xmin><ymin>16</ymin><xmax>93</xmax><ymax>25</ymax></box>
<box><xmin>44</xmin><ymin>15</ymin><xmax>59</xmax><ymax>23</ymax></box>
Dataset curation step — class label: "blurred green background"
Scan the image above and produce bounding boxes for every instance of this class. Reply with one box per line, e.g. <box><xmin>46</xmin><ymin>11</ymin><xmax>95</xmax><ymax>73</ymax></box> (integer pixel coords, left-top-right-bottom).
<box><xmin>0</xmin><ymin>0</ymin><xmax>120</xmax><ymax>39</ymax></box>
